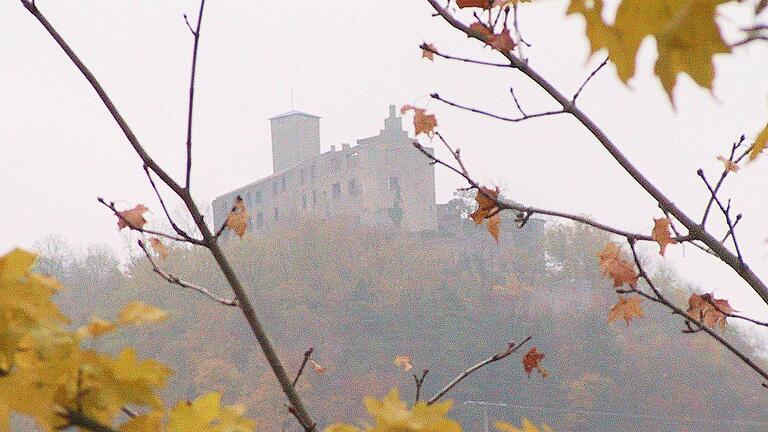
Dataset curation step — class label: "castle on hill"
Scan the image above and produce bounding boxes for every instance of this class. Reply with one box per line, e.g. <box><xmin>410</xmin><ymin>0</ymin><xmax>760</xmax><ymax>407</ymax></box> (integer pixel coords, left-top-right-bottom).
<box><xmin>212</xmin><ymin>106</ymin><xmax>439</xmax><ymax>236</ymax></box>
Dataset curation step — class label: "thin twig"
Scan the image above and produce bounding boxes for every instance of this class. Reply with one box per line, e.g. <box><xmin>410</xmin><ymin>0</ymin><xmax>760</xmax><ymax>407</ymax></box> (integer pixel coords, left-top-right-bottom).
<box><xmin>700</xmin><ymin>135</ymin><xmax>748</xmax><ymax>227</ymax></box>
<box><xmin>143</xmin><ymin>165</ymin><xmax>196</xmax><ymax>241</ymax></box>
<box><xmin>97</xmin><ymin>198</ymin><xmax>200</xmax><ymax>245</ymax></box>
<box><xmin>292</xmin><ymin>348</ymin><xmax>315</xmax><ymax>387</ymax></box>
<box><xmin>184</xmin><ymin>0</ymin><xmax>206</xmax><ymax>189</ymax></box>
<box><xmin>413</xmin><ymin>369</ymin><xmax>429</xmax><ymax>403</ymax></box>
<box><xmin>572</xmin><ymin>56</ymin><xmax>609</xmax><ymax>104</ymax></box>
<box><xmin>509</xmin><ymin>87</ymin><xmax>527</xmax><ymax>116</ymax></box>
<box><xmin>137</xmin><ymin>240</ymin><xmax>238</xmax><ymax>306</ymax></box>
<box><xmin>696</xmin><ymin>170</ymin><xmax>743</xmax><ymax>260</ymax></box>
<box><xmin>428</xmin><ymin>337</ymin><xmax>531</xmax><ymax>404</ymax></box>
<box><xmin>420</xmin><ymin>43</ymin><xmax>514</xmax><ymax>68</ymax></box>
<box><xmin>432</xmin><ymin>92</ymin><xmax>566</xmax><ymax>122</ymax></box>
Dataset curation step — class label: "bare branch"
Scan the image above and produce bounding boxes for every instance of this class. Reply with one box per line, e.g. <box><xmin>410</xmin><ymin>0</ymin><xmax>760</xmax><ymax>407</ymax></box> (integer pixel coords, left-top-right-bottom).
<box><xmin>509</xmin><ymin>87</ymin><xmax>527</xmax><ymax>116</ymax></box>
<box><xmin>184</xmin><ymin>0</ymin><xmax>207</xmax><ymax>189</ymax></box>
<box><xmin>572</xmin><ymin>56</ymin><xmax>609</xmax><ymax>104</ymax></box>
<box><xmin>432</xmin><ymin>92</ymin><xmax>566</xmax><ymax>122</ymax></box>
<box><xmin>143</xmin><ymin>165</ymin><xmax>197</xmax><ymax>242</ymax></box>
<box><xmin>292</xmin><ymin>348</ymin><xmax>315</xmax><ymax>387</ymax></box>
<box><xmin>97</xmin><ymin>198</ymin><xmax>201</xmax><ymax>245</ymax></box>
<box><xmin>700</xmin><ymin>135</ymin><xmax>748</xmax><ymax>227</ymax></box>
<box><xmin>428</xmin><ymin>337</ymin><xmax>531</xmax><ymax>404</ymax></box>
<box><xmin>137</xmin><ymin>240</ymin><xmax>238</xmax><ymax>306</ymax></box>
<box><xmin>419</xmin><ymin>43</ymin><xmax>514</xmax><ymax>68</ymax></box>
<box><xmin>697</xmin><ymin>170</ymin><xmax>743</xmax><ymax>260</ymax></box>
<box><xmin>413</xmin><ymin>369</ymin><xmax>429</xmax><ymax>403</ymax></box>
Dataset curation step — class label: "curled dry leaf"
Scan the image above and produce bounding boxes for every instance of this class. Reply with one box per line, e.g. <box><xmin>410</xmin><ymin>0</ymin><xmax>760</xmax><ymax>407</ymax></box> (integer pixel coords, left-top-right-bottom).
<box><xmin>716</xmin><ymin>155</ymin><xmax>740</xmax><ymax>172</ymax></box>
<box><xmin>393</xmin><ymin>354</ymin><xmax>414</xmax><ymax>372</ymax></box>
<box><xmin>309</xmin><ymin>359</ymin><xmax>327</xmax><ymax>374</ymax></box>
<box><xmin>117</xmin><ymin>204</ymin><xmax>149</xmax><ymax>231</ymax></box>
<box><xmin>422</xmin><ymin>43</ymin><xmax>436</xmax><ymax>61</ymax></box>
<box><xmin>226</xmin><ymin>195</ymin><xmax>249</xmax><ymax>238</ymax></box>
<box><xmin>522</xmin><ymin>347</ymin><xmax>548</xmax><ymax>378</ymax></box>
<box><xmin>400</xmin><ymin>105</ymin><xmax>438</xmax><ymax>137</ymax></box>
<box><xmin>687</xmin><ymin>292</ymin><xmax>734</xmax><ymax>329</ymax></box>
<box><xmin>149</xmin><ymin>237</ymin><xmax>168</xmax><ymax>260</ymax></box>
<box><xmin>469</xmin><ymin>187</ymin><xmax>501</xmax><ymax>242</ymax></box>
<box><xmin>651</xmin><ymin>217</ymin><xmax>677</xmax><ymax>257</ymax></box>
<box><xmin>607</xmin><ymin>296</ymin><xmax>644</xmax><ymax>326</ymax></box>
<box><xmin>596</xmin><ymin>242</ymin><xmax>638</xmax><ymax>288</ymax></box>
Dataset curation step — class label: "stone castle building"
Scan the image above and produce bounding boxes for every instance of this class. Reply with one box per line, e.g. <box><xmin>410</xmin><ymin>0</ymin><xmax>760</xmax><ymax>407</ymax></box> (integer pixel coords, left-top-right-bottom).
<box><xmin>212</xmin><ymin>106</ymin><xmax>438</xmax><ymax>236</ymax></box>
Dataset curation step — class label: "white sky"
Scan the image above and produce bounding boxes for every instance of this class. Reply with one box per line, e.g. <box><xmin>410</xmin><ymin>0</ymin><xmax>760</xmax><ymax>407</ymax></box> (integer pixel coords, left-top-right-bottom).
<box><xmin>2</xmin><ymin>2</ymin><xmax>768</xmax><ymax>328</ymax></box>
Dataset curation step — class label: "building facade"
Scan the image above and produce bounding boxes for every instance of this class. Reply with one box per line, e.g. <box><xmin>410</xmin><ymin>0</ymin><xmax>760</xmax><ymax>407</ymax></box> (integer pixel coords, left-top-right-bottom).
<box><xmin>212</xmin><ymin>106</ymin><xmax>438</xmax><ymax>236</ymax></box>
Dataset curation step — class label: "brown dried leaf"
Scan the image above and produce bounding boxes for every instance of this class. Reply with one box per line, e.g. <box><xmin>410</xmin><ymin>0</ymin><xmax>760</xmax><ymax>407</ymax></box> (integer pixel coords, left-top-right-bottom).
<box><xmin>117</xmin><ymin>204</ymin><xmax>149</xmax><ymax>231</ymax></box>
<box><xmin>651</xmin><ymin>217</ymin><xmax>677</xmax><ymax>257</ymax></box>
<box><xmin>309</xmin><ymin>359</ymin><xmax>327</xmax><ymax>374</ymax></box>
<box><xmin>607</xmin><ymin>296</ymin><xmax>644</xmax><ymax>325</ymax></box>
<box><xmin>522</xmin><ymin>347</ymin><xmax>547</xmax><ymax>377</ymax></box>
<box><xmin>469</xmin><ymin>187</ymin><xmax>502</xmax><ymax>242</ymax></box>
<box><xmin>149</xmin><ymin>237</ymin><xmax>168</xmax><ymax>260</ymax></box>
<box><xmin>394</xmin><ymin>354</ymin><xmax>414</xmax><ymax>372</ymax></box>
<box><xmin>422</xmin><ymin>43</ymin><xmax>436</xmax><ymax>61</ymax></box>
<box><xmin>687</xmin><ymin>293</ymin><xmax>734</xmax><ymax>329</ymax></box>
<box><xmin>400</xmin><ymin>105</ymin><xmax>438</xmax><ymax>137</ymax></box>
<box><xmin>489</xmin><ymin>28</ymin><xmax>515</xmax><ymax>52</ymax></box>
<box><xmin>716</xmin><ymin>155</ymin><xmax>740</xmax><ymax>172</ymax></box>
<box><xmin>226</xmin><ymin>196</ymin><xmax>249</xmax><ymax>238</ymax></box>
<box><xmin>596</xmin><ymin>242</ymin><xmax>638</xmax><ymax>288</ymax></box>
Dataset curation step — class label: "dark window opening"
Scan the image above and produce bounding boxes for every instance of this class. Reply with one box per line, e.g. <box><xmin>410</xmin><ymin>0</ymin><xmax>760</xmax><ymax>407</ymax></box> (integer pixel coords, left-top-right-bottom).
<box><xmin>332</xmin><ymin>183</ymin><xmax>341</xmax><ymax>198</ymax></box>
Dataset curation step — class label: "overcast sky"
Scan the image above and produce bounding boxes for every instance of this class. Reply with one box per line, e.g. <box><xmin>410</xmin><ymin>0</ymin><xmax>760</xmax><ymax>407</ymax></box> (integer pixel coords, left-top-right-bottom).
<box><xmin>2</xmin><ymin>2</ymin><xmax>767</xmax><ymax>327</ymax></box>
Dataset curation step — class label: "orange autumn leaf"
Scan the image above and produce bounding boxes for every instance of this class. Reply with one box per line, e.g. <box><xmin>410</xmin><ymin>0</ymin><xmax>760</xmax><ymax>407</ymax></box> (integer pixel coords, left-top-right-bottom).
<box><xmin>393</xmin><ymin>354</ymin><xmax>414</xmax><ymax>372</ymax></box>
<box><xmin>116</xmin><ymin>204</ymin><xmax>149</xmax><ymax>231</ymax></box>
<box><xmin>469</xmin><ymin>187</ymin><xmax>502</xmax><ymax>242</ymax></box>
<box><xmin>456</xmin><ymin>0</ymin><xmax>492</xmax><ymax>8</ymax></box>
<box><xmin>309</xmin><ymin>359</ymin><xmax>327</xmax><ymax>374</ymax></box>
<box><xmin>469</xmin><ymin>22</ymin><xmax>494</xmax><ymax>40</ymax></box>
<box><xmin>422</xmin><ymin>43</ymin><xmax>436</xmax><ymax>61</ymax></box>
<box><xmin>607</xmin><ymin>296</ymin><xmax>644</xmax><ymax>326</ymax></box>
<box><xmin>716</xmin><ymin>155</ymin><xmax>740</xmax><ymax>172</ymax></box>
<box><xmin>522</xmin><ymin>347</ymin><xmax>547</xmax><ymax>378</ymax></box>
<box><xmin>596</xmin><ymin>242</ymin><xmax>638</xmax><ymax>288</ymax></box>
<box><xmin>226</xmin><ymin>195</ymin><xmax>249</xmax><ymax>238</ymax></box>
<box><xmin>400</xmin><ymin>105</ymin><xmax>438</xmax><ymax>137</ymax></box>
<box><xmin>489</xmin><ymin>28</ymin><xmax>515</xmax><ymax>52</ymax></box>
<box><xmin>687</xmin><ymin>293</ymin><xmax>735</xmax><ymax>329</ymax></box>
<box><xmin>149</xmin><ymin>237</ymin><xmax>168</xmax><ymax>260</ymax></box>
<box><xmin>651</xmin><ymin>218</ymin><xmax>677</xmax><ymax>257</ymax></box>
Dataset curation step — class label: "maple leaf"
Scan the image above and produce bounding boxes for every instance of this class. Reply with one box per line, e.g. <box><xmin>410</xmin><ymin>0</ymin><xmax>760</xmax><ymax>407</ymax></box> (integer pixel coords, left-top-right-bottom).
<box><xmin>118</xmin><ymin>301</ymin><xmax>169</xmax><ymax>326</ymax></box>
<box><xmin>456</xmin><ymin>0</ymin><xmax>493</xmax><ymax>8</ymax></box>
<box><xmin>687</xmin><ymin>292</ymin><xmax>734</xmax><ymax>329</ymax></box>
<box><xmin>149</xmin><ymin>237</ymin><xmax>168</xmax><ymax>260</ymax></box>
<box><xmin>400</xmin><ymin>105</ymin><xmax>438</xmax><ymax>137</ymax></box>
<box><xmin>716</xmin><ymin>155</ymin><xmax>740</xmax><ymax>172</ymax></box>
<box><xmin>651</xmin><ymin>218</ymin><xmax>677</xmax><ymax>257</ymax></box>
<box><xmin>489</xmin><ymin>28</ymin><xmax>515</xmax><ymax>52</ymax></box>
<box><xmin>596</xmin><ymin>242</ymin><xmax>638</xmax><ymax>288</ymax></box>
<box><xmin>117</xmin><ymin>204</ymin><xmax>149</xmax><ymax>231</ymax></box>
<box><xmin>226</xmin><ymin>195</ymin><xmax>249</xmax><ymax>238</ymax></box>
<box><xmin>118</xmin><ymin>411</ymin><xmax>163</xmax><ymax>432</ymax></box>
<box><xmin>309</xmin><ymin>359</ymin><xmax>327</xmax><ymax>374</ymax></box>
<box><xmin>496</xmin><ymin>418</ymin><xmax>555</xmax><ymax>432</ymax></box>
<box><xmin>607</xmin><ymin>296</ymin><xmax>644</xmax><ymax>326</ymax></box>
<box><xmin>469</xmin><ymin>22</ymin><xmax>494</xmax><ymax>40</ymax></box>
<box><xmin>422</xmin><ymin>43</ymin><xmax>437</xmax><ymax>61</ymax></box>
<box><xmin>469</xmin><ymin>187</ymin><xmax>502</xmax><ymax>242</ymax></box>
<box><xmin>522</xmin><ymin>347</ymin><xmax>547</xmax><ymax>378</ymax></box>
<box><xmin>748</xmin><ymin>122</ymin><xmax>768</xmax><ymax>161</ymax></box>
<box><xmin>394</xmin><ymin>354</ymin><xmax>414</xmax><ymax>372</ymax></box>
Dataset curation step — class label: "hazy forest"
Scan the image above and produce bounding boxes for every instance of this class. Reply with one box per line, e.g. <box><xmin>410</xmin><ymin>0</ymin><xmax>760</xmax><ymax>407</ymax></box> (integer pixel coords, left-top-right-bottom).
<box><xmin>3</xmin><ymin>0</ymin><xmax>768</xmax><ymax>432</ymax></box>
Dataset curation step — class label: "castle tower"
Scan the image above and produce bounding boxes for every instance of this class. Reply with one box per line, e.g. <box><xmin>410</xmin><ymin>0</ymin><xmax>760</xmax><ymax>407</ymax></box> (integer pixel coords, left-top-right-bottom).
<box><xmin>269</xmin><ymin>110</ymin><xmax>321</xmax><ymax>173</ymax></box>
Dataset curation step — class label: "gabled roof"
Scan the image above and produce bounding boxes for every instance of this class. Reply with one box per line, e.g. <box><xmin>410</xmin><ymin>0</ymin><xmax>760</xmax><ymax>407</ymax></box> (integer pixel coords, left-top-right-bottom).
<box><xmin>268</xmin><ymin>110</ymin><xmax>321</xmax><ymax>120</ymax></box>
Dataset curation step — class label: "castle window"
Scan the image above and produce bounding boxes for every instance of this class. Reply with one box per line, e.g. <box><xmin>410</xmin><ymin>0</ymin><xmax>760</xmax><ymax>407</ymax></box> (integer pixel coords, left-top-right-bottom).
<box><xmin>244</xmin><ymin>191</ymin><xmax>253</xmax><ymax>207</ymax></box>
<box><xmin>300</xmin><ymin>168</ymin><xmax>306</xmax><ymax>184</ymax></box>
<box><xmin>281</xmin><ymin>176</ymin><xmax>287</xmax><ymax>191</ymax></box>
<box><xmin>253</xmin><ymin>190</ymin><xmax>262</xmax><ymax>203</ymax></box>
<box><xmin>274</xmin><ymin>207</ymin><xmax>280</xmax><ymax>222</ymax></box>
<box><xmin>389</xmin><ymin>176</ymin><xmax>400</xmax><ymax>191</ymax></box>
<box><xmin>312</xmin><ymin>190</ymin><xmax>318</xmax><ymax>206</ymax></box>
<box><xmin>348</xmin><ymin>179</ymin><xmax>358</xmax><ymax>196</ymax></box>
<box><xmin>310</xmin><ymin>164</ymin><xmax>316</xmax><ymax>179</ymax></box>
<box><xmin>346</xmin><ymin>152</ymin><xmax>358</xmax><ymax>168</ymax></box>
<box><xmin>256</xmin><ymin>211</ymin><xmax>264</xmax><ymax>227</ymax></box>
<box><xmin>330</xmin><ymin>157</ymin><xmax>341</xmax><ymax>172</ymax></box>
<box><xmin>332</xmin><ymin>183</ymin><xmax>341</xmax><ymax>198</ymax></box>
<box><xmin>302</xmin><ymin>195</ymin><xmax>308</xmax><ymax>209</ymax></box>
<box><xmin>272</xmin><ymin>180</ymin><xmax>279</xmax><ymax>194</ymax></box>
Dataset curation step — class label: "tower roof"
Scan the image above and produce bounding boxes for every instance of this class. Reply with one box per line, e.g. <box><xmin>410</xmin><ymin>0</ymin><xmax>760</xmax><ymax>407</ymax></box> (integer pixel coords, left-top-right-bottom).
<box><xmin>268</xmin><ymin>110</ymin><xmax>321</xmax><ymax>120</ymax></box>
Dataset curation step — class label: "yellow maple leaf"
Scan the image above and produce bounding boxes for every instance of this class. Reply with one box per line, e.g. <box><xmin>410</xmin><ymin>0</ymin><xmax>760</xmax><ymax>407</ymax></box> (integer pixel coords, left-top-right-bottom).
<box><xmin>118</xmin><ymin>411</ymin><xmax>163</xmax><ymax>432</ymax></box>
<box><xmin>496</xmin><ymin>418</ymin><xmax>555</xmax><ymax>432</ymax></box>
<box><xmin>749</xmin><ymin>122</ymin><xmax>768</xmax><ymax>161</ymax></box>
<box><xmin>118</xmin><ymin>301</ymin><xmax>169</xmax><ymax>326</ymax></box>
<box><xmin>77</xmin><ymin>318</ymin><xmax>118</xmax><ymax>338</ymax></box>
<box><xmin>167</xmin><ymin>392</ymin><xmax>256</xmax><ymax>432</ymax></box>
<box><xmin>607</xmin><ymin>296</ymin><xmax>644</xmax><ymax>325</ymax></box>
